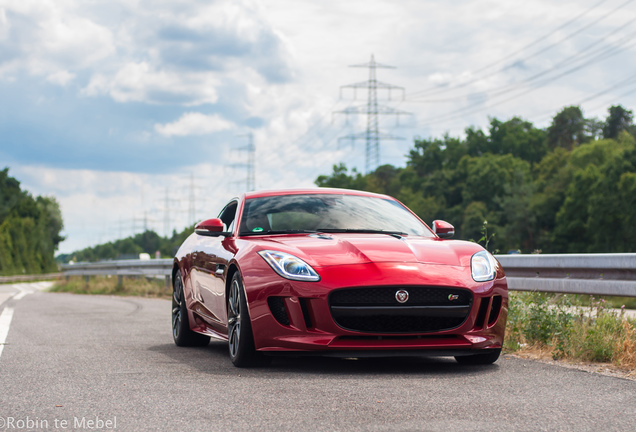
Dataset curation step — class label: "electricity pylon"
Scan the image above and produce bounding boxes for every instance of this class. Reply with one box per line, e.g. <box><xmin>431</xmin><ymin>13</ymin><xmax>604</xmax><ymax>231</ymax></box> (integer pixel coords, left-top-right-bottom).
<box><xmin>234</xmin><ymin>132</ymin><xmax>256</xmax><ymax>191</ymax></box>
<box><xmin>160</xmin><ymin>188</ymin><xmax>180</xmax><ymax>237</ymax></box>
<box><xmin>335</xmin><ymin>55</ymin><xmax>410</xmax><ymax>173</ymax></box>
<box><xmin>185</xmin><ymin>173</ymin><xmax>207</xmax><ymax>226</ymax></box>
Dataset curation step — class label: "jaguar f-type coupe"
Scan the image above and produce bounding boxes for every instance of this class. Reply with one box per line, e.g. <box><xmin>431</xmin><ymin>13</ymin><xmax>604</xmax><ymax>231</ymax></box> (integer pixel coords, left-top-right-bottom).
<box><xmin>172</xmin><ymin>188</ymin><xmax>507</xmax><ymax>367</ymax></box>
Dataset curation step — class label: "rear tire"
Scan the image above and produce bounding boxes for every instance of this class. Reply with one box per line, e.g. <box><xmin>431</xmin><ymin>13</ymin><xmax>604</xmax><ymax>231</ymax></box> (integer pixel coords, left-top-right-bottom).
<box><xmin>227</xmin><ymin>272</ymin><xmax>269</xmax><ymax>367</ymax></box>
<box><xmin>455</xmin><ymin>349</ymin><xmax>501</xmax><ymax>365</ymax></box>
<box><xmin>172</xmin><ymin>271</ymin><xmax>210</xmax><ymax>347</ymax></box>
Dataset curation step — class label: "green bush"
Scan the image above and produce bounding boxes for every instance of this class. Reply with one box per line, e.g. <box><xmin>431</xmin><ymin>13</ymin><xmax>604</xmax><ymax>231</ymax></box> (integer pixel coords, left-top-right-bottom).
<box><xmin>505</xmin><ymin>292</ymin><xmax>635</xmax><ymax>367</ymax></box>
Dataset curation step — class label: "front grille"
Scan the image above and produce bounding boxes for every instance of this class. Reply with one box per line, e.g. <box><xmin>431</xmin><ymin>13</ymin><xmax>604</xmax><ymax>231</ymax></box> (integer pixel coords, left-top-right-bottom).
<box><xmin>329</xmin><ymin>286</ymin><xmax>472</xmax><ymax>333</ymax></box>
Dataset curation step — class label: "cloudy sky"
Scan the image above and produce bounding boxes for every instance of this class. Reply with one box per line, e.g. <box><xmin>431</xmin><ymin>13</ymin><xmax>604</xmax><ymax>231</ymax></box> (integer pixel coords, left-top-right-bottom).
<box><xmin>2</xmin><ymin>0</ymin><xmax>635</xmax><ymax>254</ymax></box>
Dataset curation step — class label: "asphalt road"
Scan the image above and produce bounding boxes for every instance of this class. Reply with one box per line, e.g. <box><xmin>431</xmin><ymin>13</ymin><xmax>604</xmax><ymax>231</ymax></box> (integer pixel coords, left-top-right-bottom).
<box><xmin>0</xmin><ymin>283</ymin><xmax>634</xmax><ymax>432</ymax></box>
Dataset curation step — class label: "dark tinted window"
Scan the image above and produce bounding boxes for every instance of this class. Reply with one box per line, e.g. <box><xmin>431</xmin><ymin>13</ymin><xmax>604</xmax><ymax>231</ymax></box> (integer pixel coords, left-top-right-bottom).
<box><xmin>239</xmin><ymin>194</ymin><xmax>433</xmax><ymax>237</ymax></box>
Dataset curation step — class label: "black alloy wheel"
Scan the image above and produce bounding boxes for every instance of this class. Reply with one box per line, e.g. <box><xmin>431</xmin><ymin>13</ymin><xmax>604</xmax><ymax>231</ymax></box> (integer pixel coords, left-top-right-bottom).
<box><xmin>172</xmin><ymin>271</ymin><xmax>210</xmax><ymax>347</ymax></box>
<box><xmin>227</xmin><ymin>272</ymin><xmax>269</xmax><ymax>367</ymax></box>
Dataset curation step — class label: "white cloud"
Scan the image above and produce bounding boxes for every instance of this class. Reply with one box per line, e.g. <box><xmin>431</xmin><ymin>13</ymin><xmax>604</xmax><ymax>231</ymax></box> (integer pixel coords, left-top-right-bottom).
<box><xmin>1</xmin><ymin>0</ymin><xmax>292</xmax><ymax>105</ymax></box>
<box><xmin>0</xmin><ymin>1</ymin><xmax>115</xmax><ymax>80</ymax></box>
<box><xmin>0</xmin><ymin>8</ymin><xmax>8</xmax><ymax>41</ymax></box>
<box><xmin>155</xmin><ymin>112</ymin><xmax>235</xmax><ymax>136</ymax></box>
<box><xmin>84</xmin><ymin>62</ymin><xmax>220</xmax><ymax>105</ymax></box>
<box><xmin>46</xmin><ymin>70</ymin><xmax>75</xmax><ymax>86</ymax></box>
<box><xmin>39</xmin><ymin>13</ymin><xmax>115</xmax><ymax>67</ymax></box>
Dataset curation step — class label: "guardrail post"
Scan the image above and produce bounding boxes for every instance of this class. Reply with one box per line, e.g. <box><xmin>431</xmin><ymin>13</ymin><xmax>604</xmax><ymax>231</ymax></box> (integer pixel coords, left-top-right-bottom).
<box><xmin>165</xmin><ymin>275</ymin><xmax>171</xmax><ymax>292</ymax></box>
<box><xmin>117</xmin><ymin>275</ymin><xmax>123</xmax><ymax>287</ymax></box>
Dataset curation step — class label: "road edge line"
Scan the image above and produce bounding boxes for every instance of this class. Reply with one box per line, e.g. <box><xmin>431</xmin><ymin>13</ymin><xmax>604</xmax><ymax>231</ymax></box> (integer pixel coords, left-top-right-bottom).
<box><xmin>0</xmin><ymin>306</ymin><xmax>15</xmax><ymax>360</ymax></box>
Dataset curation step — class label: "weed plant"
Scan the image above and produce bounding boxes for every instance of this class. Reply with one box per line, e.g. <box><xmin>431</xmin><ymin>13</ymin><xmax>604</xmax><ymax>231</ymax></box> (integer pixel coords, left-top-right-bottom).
<box><xmin>505</xmin><ymin>291</ymin><xmax>636</xmax><ymax>370</ymax></box>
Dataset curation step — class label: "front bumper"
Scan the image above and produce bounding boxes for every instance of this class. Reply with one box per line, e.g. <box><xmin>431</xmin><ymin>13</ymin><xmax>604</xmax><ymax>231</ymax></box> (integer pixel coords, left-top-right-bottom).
<box><xmin>244</xmin><ymin>262</ymin><xmax>508</xmax><ymax>355</ymax></box>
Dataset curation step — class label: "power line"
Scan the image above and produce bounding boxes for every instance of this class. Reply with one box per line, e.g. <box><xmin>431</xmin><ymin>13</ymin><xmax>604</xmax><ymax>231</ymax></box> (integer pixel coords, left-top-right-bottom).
<box><xmin>409</xmin><ymin>18</ymin><xmax>636</xmax><ymax>105</ymax></box>
<box><xmin>415</xmin><ymin>36</ymin><xmax>636</xmax><ymax>126</ymax></box>
<box><xmin>407</xmin><ymin>0</ymin><xmax>630</xmax><ymax>99</ymax></box>
<box><xmin>529</xmin><ymin>72</ymin><xmax>636</xmax><ymax>124</ymax></box>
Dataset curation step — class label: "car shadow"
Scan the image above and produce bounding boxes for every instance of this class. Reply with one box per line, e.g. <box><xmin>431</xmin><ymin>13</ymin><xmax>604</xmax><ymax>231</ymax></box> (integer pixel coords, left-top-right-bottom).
<box><xmin>148</xmin><ymin>340</ymin><xmax>501</xmax><ymax>378</ymax></box>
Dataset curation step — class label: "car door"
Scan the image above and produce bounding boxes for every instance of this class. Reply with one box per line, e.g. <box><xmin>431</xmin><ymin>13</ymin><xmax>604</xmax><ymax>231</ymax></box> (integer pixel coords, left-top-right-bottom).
<box><xmin>192</xmin><ymin>201</ymin><xmax>238</xmax><ymax>332</ymax></box>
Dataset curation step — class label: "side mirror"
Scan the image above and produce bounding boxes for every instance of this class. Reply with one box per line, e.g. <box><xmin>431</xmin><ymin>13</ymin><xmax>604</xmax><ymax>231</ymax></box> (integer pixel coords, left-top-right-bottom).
<box><xmin>195</xmin><ymin>218</ymin><xmax>231</xmax><ymax>237</ymax></box>
<box><xmin>432</xmin><ymin>220</ymin><xmax>454</xmax><ymax>239</ymax></box>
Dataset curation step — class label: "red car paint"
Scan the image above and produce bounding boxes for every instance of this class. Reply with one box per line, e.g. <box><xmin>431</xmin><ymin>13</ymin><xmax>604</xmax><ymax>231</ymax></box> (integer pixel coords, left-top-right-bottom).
<box><xmin>173</xmin><ymin>188</ymin><xmax>507</xmax><ymax>363</ymax></box>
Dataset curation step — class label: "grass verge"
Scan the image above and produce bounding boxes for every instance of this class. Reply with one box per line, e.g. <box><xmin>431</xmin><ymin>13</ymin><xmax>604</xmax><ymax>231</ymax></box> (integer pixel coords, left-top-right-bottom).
<box><xmin>51</xmin><ymin>275</ymin><xmax>171</xmax><ymax>299</ymax></box>
<box><xmin>505</xmin><ymin>292</ymin><xmax>636</xmax><ymax>374</ymax></box>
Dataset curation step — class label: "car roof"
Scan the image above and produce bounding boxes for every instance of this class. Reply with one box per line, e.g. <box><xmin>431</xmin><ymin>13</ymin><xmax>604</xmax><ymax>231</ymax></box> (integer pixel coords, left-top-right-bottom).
<box><xmin>243</xmin><ymin>187</ymin><xmax>394</xmax><ymax>200</ymax></box>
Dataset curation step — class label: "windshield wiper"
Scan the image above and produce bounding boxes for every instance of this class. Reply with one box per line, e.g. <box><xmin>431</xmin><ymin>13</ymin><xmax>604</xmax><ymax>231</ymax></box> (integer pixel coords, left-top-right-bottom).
<box><xmin>241</xmin><ymin>229</ymin><xmax>318</xmax><ymax>236</ymax></box>
<box><xmin>316</xmin><ymin>229</ymin><xmax>408</xmax><ymax>237</ymax></box>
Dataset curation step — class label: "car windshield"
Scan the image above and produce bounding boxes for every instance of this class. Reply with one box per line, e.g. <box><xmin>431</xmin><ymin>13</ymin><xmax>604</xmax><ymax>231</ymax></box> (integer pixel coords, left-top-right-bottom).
<box><xmin>239</xmin><ymin>193</ymin><xmax>434</xmax><ymax>237</ymax></box>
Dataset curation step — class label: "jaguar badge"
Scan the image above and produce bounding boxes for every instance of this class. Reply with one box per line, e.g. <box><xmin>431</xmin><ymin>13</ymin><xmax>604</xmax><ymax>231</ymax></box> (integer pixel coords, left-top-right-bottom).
<box><xmin>395</xmin><ymin>289</ymin><xmax>409</xmax><ymax>303</ymax></box>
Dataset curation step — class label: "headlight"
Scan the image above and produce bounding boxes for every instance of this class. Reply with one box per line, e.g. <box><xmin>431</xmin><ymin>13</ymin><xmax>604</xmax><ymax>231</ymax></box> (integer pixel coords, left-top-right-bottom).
<box><xmin>471</xmin><ymin>250</ymin><xmax>497</xmax><ymax>282</ymax></box>
<box><xmin>257</xmin><ymin>250</ymin><xmax>320</xmax><ymax>282</ymax></box>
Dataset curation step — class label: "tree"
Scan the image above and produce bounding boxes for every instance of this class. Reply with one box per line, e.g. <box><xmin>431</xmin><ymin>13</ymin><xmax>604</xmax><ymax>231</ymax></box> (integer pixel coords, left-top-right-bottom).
<box><xmin>408</xmin><ymin>134</ymin><xmax>466</xmax><ymax>176</ymax></box>
<box><xmin>552</xmin><ymin>166</ymin><xmax>599</xmax><ymax>252</ymax></box>
<box><xmin>602</xmin><ymin>105</ymin><xmax>633</xmax><ymax>139</ymax></box>
<box><xmin>0</xmin><ymin>168</ymin><xmax>64</xmax><ymax>275</ymax></box>
<box><xmin>461</xmin><ymin>201</ymin><xmax>490</xmax><ymax>243</ymax></box>
<box><xmin>496</xmin><ymin>170</ymin><xmax>536</xmax><ymax>252</ymax></box>
<box><xmin>530</xmin><ymin>148</ymin><xmax>571</xmax><ymax>251</ymax></box>
<box><xmin>585</xmin><ymin>133</ymin><xmax>636</xmax><ymax>252</ymax></box>
<box><xmin>366</xmin><ymin>164</ymin><xmax>402</xmax><ymax>197</ymax></box>
<box><xmin>547</xmin><ymin>106</ymin><xmax>588</xmax><ymax>150</ymax></box>
<box><xmin>315</xmin><ymin>163</ymin><xmax>367</xmax><ymax>190</ymax></box>
<box><xmin>464</xmin><ymin>126</ymin><xmax>489</xmax><ymax>157</ymax></box>
<box><xmin>552</xmin><ymin>133</ymin><xmax>636</xmax><ymax>252</ymax></box>
<box><xmin>457</xmin><ymin>153</ymin><xmax>530</xmax><ymax>213</ymax></box>
<box><xmin>484</xmin><ymin>117</ymin><xmax>547</xmax><ymax>163</ymax></box>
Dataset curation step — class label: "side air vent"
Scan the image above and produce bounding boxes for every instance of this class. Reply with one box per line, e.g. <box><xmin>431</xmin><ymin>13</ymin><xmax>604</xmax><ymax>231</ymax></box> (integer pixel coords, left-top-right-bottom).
<box><xmin>488</xmin><ymin>295</ymin><xmax>503</xmax><ymax>326</ymax></box>
<box><xmin>299</xmin><ymin>298</ymin><xmax>313</xmax><ymax>329</ymax></box>
<box><xmin>474</xmin><ymin>298</ymin><xmax>490</xmax><ymax>330</ymax></box>
<box><xmin>268</xmin><ymin>297</ymin><xmax>290</xmax><ymax>326</ymax></box>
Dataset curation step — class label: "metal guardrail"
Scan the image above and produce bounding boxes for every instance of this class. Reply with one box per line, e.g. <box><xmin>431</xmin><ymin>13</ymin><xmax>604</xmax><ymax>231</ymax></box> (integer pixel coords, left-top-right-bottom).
<box><xmin>58</xmin><ymin>254</ymin><xmax>636</xmax><ymax>298</ymax></box>
<box><xmin>495</xmin><ymin>253</ymin><xmax>636</xmax><ymax>297</ymax></box>
<box><xmin>61</xmin><ymin>259</ymin><xmax>173</xmax><ymax>276</ymax></box>
<box><xmin>60</xmin><ymin>259</ymin><xmax>173</xmax><ymax>288</ymax></box>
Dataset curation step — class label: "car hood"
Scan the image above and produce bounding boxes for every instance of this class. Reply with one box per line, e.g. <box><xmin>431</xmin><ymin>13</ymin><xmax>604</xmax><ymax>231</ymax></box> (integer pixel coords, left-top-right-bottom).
<box><xmin>253</xmin><ymin>234</ymin><xmax>483</xmax><ymax>268</ymax></box>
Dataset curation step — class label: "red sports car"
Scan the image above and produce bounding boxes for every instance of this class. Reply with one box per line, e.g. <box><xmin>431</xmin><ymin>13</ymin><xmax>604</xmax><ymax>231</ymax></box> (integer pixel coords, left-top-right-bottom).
<box><xmin>172</xmin><ymin>188</ymin><xmax>507</xmax><ymax>367</ymax></box>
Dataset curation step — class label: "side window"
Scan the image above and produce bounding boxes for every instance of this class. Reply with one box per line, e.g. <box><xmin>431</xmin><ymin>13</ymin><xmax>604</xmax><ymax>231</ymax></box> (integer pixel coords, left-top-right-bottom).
<box><xmin>218</xmin><ymin>201</ymin><xmax>238</xmax><ymax>233</ymax></box>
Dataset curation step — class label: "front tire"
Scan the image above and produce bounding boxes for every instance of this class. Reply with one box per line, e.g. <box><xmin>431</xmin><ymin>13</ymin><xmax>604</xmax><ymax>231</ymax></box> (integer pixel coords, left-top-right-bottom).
<box><xmin>227</xmin><ymin>272</ymin><xmax>269</xmax><ymax>367</ymax></box>
<box><xmin>172</xmin><ymin>271</ymin><xmax>210</xmax><ymax>347</ymax></box>
<box><xmin>455</xmin><ymin>349</ymin><xmax>501</xmax><ymax>365</ymax></box>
